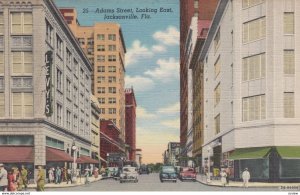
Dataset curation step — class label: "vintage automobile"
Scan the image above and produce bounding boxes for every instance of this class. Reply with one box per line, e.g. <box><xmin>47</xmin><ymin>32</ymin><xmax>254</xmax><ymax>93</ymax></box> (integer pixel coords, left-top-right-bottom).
<box><xmin>179</xmin><ymin>167</ymin><xmax>196</xmax><ymax>181</ymax></box>
<box><xmin>139</xmin><ymin>165</ymin><xmax>149</xmax><ymax>175</ymax></box>
<box><xmin>159</xmin><ymin>166</ymin><xmax>177</xmax><ymax>183</ymax></box>
<box><xmin>119</xmin><ymin>166</ymin><xmax>139</xmax><ymax>183</ymax></box>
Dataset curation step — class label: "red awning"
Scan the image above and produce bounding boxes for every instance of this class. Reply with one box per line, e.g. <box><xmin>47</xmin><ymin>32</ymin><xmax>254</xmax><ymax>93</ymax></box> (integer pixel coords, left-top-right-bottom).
<box><xmin>76</xmin><ymin>155</ymin><xmax>99</xmax><ymax>164</ymax></box>
<box><xmin>46</xmin><ymin>147</ymin><xmax>73</xmax><ymax>162</ymax></box>
<box><xmin>0</xmin><ymin>146</ymin><xmax>34</xmax><ymax>163</ymax></box>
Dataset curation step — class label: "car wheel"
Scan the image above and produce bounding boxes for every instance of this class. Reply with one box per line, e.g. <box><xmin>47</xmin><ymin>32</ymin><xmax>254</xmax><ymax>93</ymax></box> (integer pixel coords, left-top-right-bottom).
<box><xmin>174</xmin><ymin>180</ymin><xmax>177</xmax><ymax>183</ymax></box>
<box><xmin>120</xmin><ymin>180</ymin><xmax>123</xmax><ymax>183</ymax></box>
<box><xmin>160</xmin><ymin>180</ymin><xmax>164</xmax><ymax>183</ymax></box>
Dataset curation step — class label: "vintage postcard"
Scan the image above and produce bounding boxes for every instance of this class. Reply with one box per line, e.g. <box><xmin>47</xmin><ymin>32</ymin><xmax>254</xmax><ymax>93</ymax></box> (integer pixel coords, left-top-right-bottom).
<box><xmin>0</xmin><ymin>0</ymin><xmax>299</xmax><ymax>194</ymax></box>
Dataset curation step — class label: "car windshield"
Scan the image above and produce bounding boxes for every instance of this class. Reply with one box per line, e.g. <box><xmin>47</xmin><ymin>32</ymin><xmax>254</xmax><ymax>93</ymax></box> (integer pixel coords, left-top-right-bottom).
<box><xmin>182</xmin><ymin>167</ymin><xmax>194</xmax><ymax>172</ymax></box>
<box><xmin>123</xmin><ymin>167</ymin><xmax>136</xmax><ymax>172</ymax></box>
<box><xmin>162</xmin><ymin>167</ymin><xmax>175</xmax><ymax>173</ymax></box>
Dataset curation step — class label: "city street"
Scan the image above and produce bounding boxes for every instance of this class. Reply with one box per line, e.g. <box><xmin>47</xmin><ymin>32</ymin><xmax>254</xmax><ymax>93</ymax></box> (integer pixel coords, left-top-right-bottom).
<box><xmin>47</xmin><ymin>173</ymin><xmax>278</xmax><ymax>191</ymax></box>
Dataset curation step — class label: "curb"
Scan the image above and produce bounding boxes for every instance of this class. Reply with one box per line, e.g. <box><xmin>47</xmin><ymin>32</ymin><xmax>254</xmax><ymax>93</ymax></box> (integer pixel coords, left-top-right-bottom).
<box><xmin>27</xmin><ymin>177</ymin><xmax>102</xmax><ymax>189</ymax></box>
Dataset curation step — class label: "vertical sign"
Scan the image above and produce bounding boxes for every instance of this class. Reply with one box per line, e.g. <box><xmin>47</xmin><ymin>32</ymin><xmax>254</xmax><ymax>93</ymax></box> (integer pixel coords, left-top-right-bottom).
<box><xmin>45</xmin><ymin>51</ymin><xmax>53</xmax><ymax>117</ymax></box>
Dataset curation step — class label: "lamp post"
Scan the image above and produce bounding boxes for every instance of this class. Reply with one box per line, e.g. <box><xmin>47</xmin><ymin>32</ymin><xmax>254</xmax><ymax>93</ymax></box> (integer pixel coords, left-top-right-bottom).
<box><xmin>207</xmin><ymin>146</ymin><xmax>212</xmax><ymax>183</ymax></box>
<box><xmin>72</xmin><ymin>142</ymin><xmax>77</xmax><ymax>183</ymax></box>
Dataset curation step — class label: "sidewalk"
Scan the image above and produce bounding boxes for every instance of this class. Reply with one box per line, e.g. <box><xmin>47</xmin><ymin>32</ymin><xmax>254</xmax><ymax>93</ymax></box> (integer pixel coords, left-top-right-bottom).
<box><xmin>196</xmin><ymin>174</ymin><xmax>300</xmax><ymax>188</ymax></box>
<box><xmin>27</xmin><ymin>176</ymin><xmax>102</xmax><ymax>189</ymax></box>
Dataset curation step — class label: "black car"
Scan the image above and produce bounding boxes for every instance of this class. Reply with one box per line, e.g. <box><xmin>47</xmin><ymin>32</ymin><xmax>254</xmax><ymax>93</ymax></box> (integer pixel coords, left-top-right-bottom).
<box><xmin>159</xmin><ymin>166</ymin><xmax>177</xmax><ymax>183</ymax></box>
<box><xmin>139</xmin><ymin>165</ymin><xmax>149</xmax><ymax>174</ymax></box>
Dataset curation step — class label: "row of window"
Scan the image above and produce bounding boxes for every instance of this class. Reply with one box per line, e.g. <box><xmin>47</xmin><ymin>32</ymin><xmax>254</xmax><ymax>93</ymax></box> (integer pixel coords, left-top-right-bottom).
<box><xmin>96</xmin><ymin>45</ymin><xmax>117</xmax><ymax>51</ymax></box>
<box><xmin>97</xmin><ymin>65</ymin><xmax>117</xmax><ymax>73</ymax></box>
<box><xmin>97</xmin><ymin>55</ymin><xmax>117</xmax><ymax>62</ymax></box>
<box><xmin>77</xmin><ymin>34</ymin><xmax>116</xmax><ymax>46</ymax></box>
<box><xmin>97</xmin><ymin>87</ymin><xmax>117</xmax><ymax>94</ymax></box>
<box><xmin>98</xmin><ymin>97</ymin><xmax>117</xmax><ymax>104</ymax></box>
<box><xmin>0</xmin><ymin>12</ymin><xmax>33</xmax><ymax>35</ymax></box>
<box><xmin>97</xmin><ymin>34</ymin><xmax>116</xmax><ymax>41</ymax></box>
<box><xmin>97</xmin><ymin>76</ymin><xmax>117</xmax><ymax>83</ymax></box>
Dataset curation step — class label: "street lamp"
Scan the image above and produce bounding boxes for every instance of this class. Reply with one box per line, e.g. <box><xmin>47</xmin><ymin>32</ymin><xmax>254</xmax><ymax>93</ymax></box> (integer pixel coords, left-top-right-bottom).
<box><xmin>207</xmin><ymin>146</ymin><xmax>212</xmax><ymax>183</ymax></box>
<box><xmin>72</xmin><ymin>140</ymin><xmax>77</xmax><ymax>183</ymax></box>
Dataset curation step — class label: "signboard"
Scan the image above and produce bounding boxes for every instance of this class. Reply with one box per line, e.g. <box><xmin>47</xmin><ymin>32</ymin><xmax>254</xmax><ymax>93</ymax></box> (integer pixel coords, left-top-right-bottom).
<box><xmin>170</xmin><ymin>142</ymin><xmax>180</xmax><ymax>150</ymax></box>
<box><xmin>45</xmin><ymin>51</ymin><xmax>53</xmax><ymax>117</ymax></box>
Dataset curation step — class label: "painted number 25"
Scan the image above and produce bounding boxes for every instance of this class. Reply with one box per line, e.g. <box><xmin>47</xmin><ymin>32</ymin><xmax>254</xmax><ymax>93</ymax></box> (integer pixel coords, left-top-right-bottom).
<box><xmin>83</xmin><ymin>8</ymin><xmax>89</xmax><ymax>13</ymax></box>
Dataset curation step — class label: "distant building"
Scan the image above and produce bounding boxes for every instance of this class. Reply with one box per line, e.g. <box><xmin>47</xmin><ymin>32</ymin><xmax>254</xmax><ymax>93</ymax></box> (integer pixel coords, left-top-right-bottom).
<box><xmin>0</xmin><ymin>0</ymin><xmax>95</xmax><ymax>179</ymax></box>
<box><xmin>164</xmin><ymin>142</ymin><xmax>180</xmax><ymax>166</ymax></box>
<box><xmin>90</xmin><ymin>95</ymin><xmax>101</xmax><ymax>165</ymax></box>
<box><xmin>59</xmin><ymin>8</ymin><xmax>126</xmax><ymax>143</ymax></box>
<box><xmin>125</xmin><ymin>87</ymin><xmax>137</xmax><ymax>161</ymax></box>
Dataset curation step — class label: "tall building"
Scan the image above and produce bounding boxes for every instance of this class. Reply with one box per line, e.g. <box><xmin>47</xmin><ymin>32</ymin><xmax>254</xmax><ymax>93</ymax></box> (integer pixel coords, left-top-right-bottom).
<box><xmin>200</xmin><ymin>0</ymin><xmax>300</xmax><ymax>182</ymax></box>
<box><xmin>90</xmin><ymin>95</ymin><xmax>101</xmax><ymax>164</ymax></box>
<box><xmin>180</xmin><ymin>0</ymin><xmax>218</xmax><ymax>163</ymax></box>
<box><xmin>125</xmin><ymin>87</ymin><xmax>137</xmax><ymax>161</ymax></box>
<box><xmin>59</xmin><ymin>8</ymin><xmax>126</xmax><ymax>142</ymax></box>
<box><xmin>0</xmin><ymin>0</ymin><xmax>95</xmax><ymax>178</ymax></box>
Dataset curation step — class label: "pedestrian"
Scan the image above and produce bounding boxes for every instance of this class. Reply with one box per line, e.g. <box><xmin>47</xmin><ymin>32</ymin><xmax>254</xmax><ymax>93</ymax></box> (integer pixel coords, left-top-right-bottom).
<box><xmin>48</xmin><ymin>168</ymin><xmax>54</xmax><ymax>183</ymax></box>
<box><xmin>7</xmin><ymin>169</ymin><xmax>16</xmax><ymax>191</ymax></box>
<box><xmin>66</xmin><ymin>168</ymin><xmax>72</xmax><ymax>184</ymax></box>
<box><xmin>225</xmin><ymin>167</ymin><xmax>230</xmax><ymax>185</ymax></box>
<box><xmin>20</xmin><ymin>165</ymin><xmax>28</xmax><ymax>189</ymax></box>
<box><xmin>220</xmin><ymin>170</ymin><xmax>227</xmax><ymax>187</ymax></box>
<box><xmin>16</xmin><ymin>168</ymin><xmax>23</xmax><ymax>191</ymax></box>
<box><xmin>55</xmin><ymin>166</ymin><xmax>61</xmax><ymax>184</ymax></box>
<box><xmin>12</xmin><ymin>167</ymin><xmax>19</xmax><ymax>191</ymax></box>
<box><xmin>84</xmin><ymin>169</ymin><xmax>89</xmax><ymax>184</ymax></box>
<box><xmin>242</xmin><ymin>168</ymin><xmax>251</xmax><ymax>188</ymax></box>
<box><xmin>62</xmin><ymin>167</ymin><xmax>67</xmax><ymax>182</ymax></box>
<box><xmin>36</xmin><ymin>166</ymin><xmax>45</xmax><ymax>191</ymax></box>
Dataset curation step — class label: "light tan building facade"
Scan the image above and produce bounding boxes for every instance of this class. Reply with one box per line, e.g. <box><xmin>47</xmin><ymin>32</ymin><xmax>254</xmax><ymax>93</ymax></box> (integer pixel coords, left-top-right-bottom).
<box><xmin>59</xmin><ymin>8</ymin><xmax>126</xmax><ymax>142</ymax></box>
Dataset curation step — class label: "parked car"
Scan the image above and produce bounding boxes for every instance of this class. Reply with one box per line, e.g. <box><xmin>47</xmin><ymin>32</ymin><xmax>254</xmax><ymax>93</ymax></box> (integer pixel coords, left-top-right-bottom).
<box><xmin>159</xmin><ymin>166</ymin><xmax>177</xmax><ymax>183</ymax></box>
<box><xmin>119</xmin><ymin>166</ymin><xmax>139</xmax><ymax>183</ymax></box>
<box><xmin>139</xmin><ymin>165</ymin><xmax>149</xmax><ymax>174</ymax></box>
<box><xmin>179</xmin><ymin>167</ymin><xmax>196</xmax><ymax>181</ymax></box>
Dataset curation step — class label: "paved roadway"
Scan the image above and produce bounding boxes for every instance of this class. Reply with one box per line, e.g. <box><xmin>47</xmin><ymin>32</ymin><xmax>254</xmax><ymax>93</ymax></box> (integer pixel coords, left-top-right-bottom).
<box><xmin>47</xmin><ymin>173</ymin><xmax>279</xmax><ymax>191</ymax></box>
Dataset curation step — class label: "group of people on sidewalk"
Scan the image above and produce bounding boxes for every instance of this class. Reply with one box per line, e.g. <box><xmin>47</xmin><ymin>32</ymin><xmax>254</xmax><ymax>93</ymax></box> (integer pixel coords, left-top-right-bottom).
<box><xmin>206</xmin><ymin>167</ymin><xmax>251</xmax><ymax>188</ymax></box>
<box><xmin>47</xmin><ymin>166</ymin><xmax>72</xmax><ymax>184</ymax></box>
<box><xmin>0</xmin><ymin>163</ymin><xmax>28</xmax><ymax>191</ymax></box>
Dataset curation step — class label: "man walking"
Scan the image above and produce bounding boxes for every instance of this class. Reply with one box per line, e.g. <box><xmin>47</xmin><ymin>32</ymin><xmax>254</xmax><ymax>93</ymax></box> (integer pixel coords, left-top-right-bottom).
<box><xmin>0</xmin><ymin>164</ymin><xmax>8</xmax><ymax>191</ymax></box>
<box><xmin>55</xmin><ymin>166</ymin><xmax>61</xmax><ymax>184</ymax></box>
<box><xmin>242</xmin><ymin>168</ymin><xmax>251</xmax><ymax>188</ymax></box>
<box><xmin>66</xmin><ymin>168</ymin><xmax>72</xmax><ymax>184</ymax></box>
<box><xmin>36</xmin><ymin>166</ymin><xmax>45</xmax><ymax>191</ymax></box>
<box><xmin>20</xmin><ymin>165</ymin><xmax>28</xmax><ymax>189</ymax></box>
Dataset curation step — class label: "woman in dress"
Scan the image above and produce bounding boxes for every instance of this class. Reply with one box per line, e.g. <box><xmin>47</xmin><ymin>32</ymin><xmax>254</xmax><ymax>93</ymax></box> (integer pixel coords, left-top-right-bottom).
<box><xmin>220</xmin><ymin>170</ymin><xmax>227</xmax><ymax>187</ymax></box>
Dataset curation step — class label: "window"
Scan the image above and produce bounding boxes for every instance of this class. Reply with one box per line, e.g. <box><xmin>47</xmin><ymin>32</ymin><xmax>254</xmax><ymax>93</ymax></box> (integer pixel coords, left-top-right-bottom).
<box><xmin>97</xmin><ymin>66</ymin><xmax>105</xmax><ymax>72</ymax></box>
<box><xmin>109</xmin><ymin>97</ymin><xmax>116</xmax><ymax>104</ymax></box>
<box><xmin>97</xmin><ymin>55</ymin><xmax>105</xmax><ymax>62</ymax></box>
<box><xmin>73</xmin><ymin>59</ymin><xmax>78</xmax><ymax>76</ymax></box>
<box><xmin>100</xmin><ymin>108</ymin><xmax>105</xmax><ymax>114</ymax></box>
<box><xmin>12</xmin><ymin>92</ymin><xmax>33</xmax><ymax>118</ymax></box>
<box><xmin>214</xmin><ymin>28</ymin><xmax>220</xmax><ymax>51</ymax></box>
<box><xmin>66</xmin><ymin>79</ymin><xmax>71</xmax><ymax>99</ymax></box>
<box><xmin>284</xmin><ymin>13</ymin><xmax>294</xmax><ymax>34</ymax></box>
<box><xmin>0</xmin><ymin>93</ymin><xmax>4</xmax><ymax>117</ymax></box>
<box><xmin>97</xmin><ymin>34</ymin><xmax>105</xmax><ymax>40</ymax></box>
<box><xmin>242</xmin><ymin>53</ymin><xmax>265</xmax><ymax>81</ymax></box>
<box><xmin>108</xmin><ymin>45</ymin><xmax>116</xmax><ymax>51</ymax></box>
<box><xmin>214</xmin><ymin>57</ymin><xmax>220</xmax><ymax>78</ymax></box>
<box><xmin>73</xmin><ymin>86</ymin><xmax>78</xmax><ymax>105</ymax></box>
<box><xmin>97</xmin><ymin>87</ymin><xmax>105</xmax><ymax>94</ymax></box>
<box><xmin>108</xmin><ymin>66</ymin><xmax>116</xmax><ymax>72</ymax></box>
<box><xmin>283</xmin><ymin>50</ymin><xmax>294</xmax><ymax>75</ymax></box>
<box><xmin>56</xmin><ymin>35</ymin><xmax>63</xmax><ymax>57</ymax></box>
<box><xmin>109</xmin><ymin>108</ymin><xmax>116</xmax><ymax>114</ymax></box>
<box><xmin>80</xmin><ymin>68</ymin><xmax>84</xmax><ymax>80</ymax></box>
<box><xmin>242</xmin><ymin>95</ymin><xmax>266</xmax><ymax>121</ymax></box>
<box><xmin>243</xmin><ymin>17</ymin><xmax>266</xmax><ymax>43</ymax></box>
<box><xmin>66</xmin><ymin>49</ymin><xmax>72</xmax><ymax>67</ymax></box>
<box><xmin>66</xmin><ymin>110</ymin><xmax>71</xmax><ymax>129</ymax></box>
<box><xmin>97</xmin><ymin>76</ymin><xmax>105</xmax><ymax>83</ymax></box>
<box><xmin>108</xmin><ymin>76</ymin><xmax>116</xmax><ymax>83</ymax></box>
<box><xmin>215</xmin><ymin>114</ymin><xmax>220</xmax><ymax>135</ymax></box>
<box><xmin>108</xmin><ymin>34</ymin><xmax>116</xmax><ymax>41</ymax></box>
<box><xmin>56</xmin><ymin>103</ymin><xmax>62</xmax><ymax>125</ymax></box>
<box><xmin>12</xmin><ymin>52</ymin><xmax>33</xmax><ymax>74</ymax></box>
<box><xmin>74</xmin><ymin>114</ymin><xmax>78</xmax><ymax>130</ymax></box>
<box><xmin>284</xmin><ymin>92</ymin><xmax>294</xmax><ymax>118</ymax></box>
<box><xmin>78</xmin><ymin>38</ymin><xmax>85</xmax><ymax>45</ymax></box>
<box><xmin>110</xmin><ymin>118</ymin><xmax>117</xmax><ymax>124</ymax></box>
<box><xmin>11</xmin><ymin>12</ymin><xmax>32</xmax><ymax>34</ymax></box>
<box><xmin>0</xmin><ymin>52</ymin><xmax>3</xmax><ymax>74</ymax></box>
<box><xmin>56</xmin><ymin>68</ymin><xmax>63</xmax><ymax>92</ymax></box>
<box><xmin>97</xmin><ymin>45</ymin><xmax>105</xmax><ymax>51</ymax></box>
<box><xmin>242</xmin><ymin>0</ymin><xmax>265</xmax><ymax>9</ymax></box>
<box><xmin>214</xmin><ymin>83</ymin><xmax>220</xmax><ymax>106</ymax></box>
<box><xmin>0</xmin><ymin>13</ymin><xmax>3</xmax><ymax>34</ymax></box>
<box><xmin>108</xmin><ymin>55</ymin><xmax>117</xmax><ymax>62</ymax></box>
<box><xmin>46</xmin><ymin>137</ymin><xmax>64</xmax><ymax>150</ymax></box>
<box><xmin>87</xmin><ymin>38</ymin><xmax>94</xmax><ymax>45</ymax></box>
<box><xmin>87</xmin><ymin>48</ymin><xmax>94</xmax><ymax>55</ymax></box>
<box><xmin>46</xmin><ymin>20</ymin><xmax>53</xmax><ymax>45</ymax></box>
<box><xmin>109</xmin><ymin>87</ymin><xmax>116</xmax><ymax>94</ymax></box>
<box><xmin>98</xmin><ymin>98</ymin><xmax>105</xmax><ymax>104</ymax></box>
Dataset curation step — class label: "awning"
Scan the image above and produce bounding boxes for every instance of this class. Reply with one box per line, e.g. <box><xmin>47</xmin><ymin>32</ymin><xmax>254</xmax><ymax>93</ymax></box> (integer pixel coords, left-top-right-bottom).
<box><xmin>76</xmin><ymin>155</ymin><xmax>99</xmax><ymax>164</ymax></box>
<box><xmin>0</xmin><ymin>146</ymin><xmax>34</xmax><ymax>163</ymax></box>
<box><xmin>228</xmin><ymin>147</ymin><xmax>271</xmax><ymax>160</ymax></box>
<box><xmin>46</xmin><ymin>147</ymin><xmax>73</xmax><ymax>162</ymax></box>
<box><xmin>276</xmin><ymin>146</ymin><xmax>300</xmax><ymax>159</ymax></box>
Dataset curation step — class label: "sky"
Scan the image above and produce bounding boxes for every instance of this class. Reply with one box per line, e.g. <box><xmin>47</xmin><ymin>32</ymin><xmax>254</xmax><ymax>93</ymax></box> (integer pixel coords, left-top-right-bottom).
<box><xmin>55</xmin><ymin>0</ymin><xmax>180</xmax><ymax>164</ymax></box>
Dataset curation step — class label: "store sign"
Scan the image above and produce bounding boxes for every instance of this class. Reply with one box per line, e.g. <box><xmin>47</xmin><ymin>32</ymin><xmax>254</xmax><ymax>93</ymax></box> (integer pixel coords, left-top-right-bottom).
<box><xmin>45</xmin><ymin>51</ymin><xmax>53</xmax><ymax>117</ymax></box>
<box><xmin>171</xmin><ymin>142</ymin><xmax>180</xmax><ymax>150</ymax></box>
